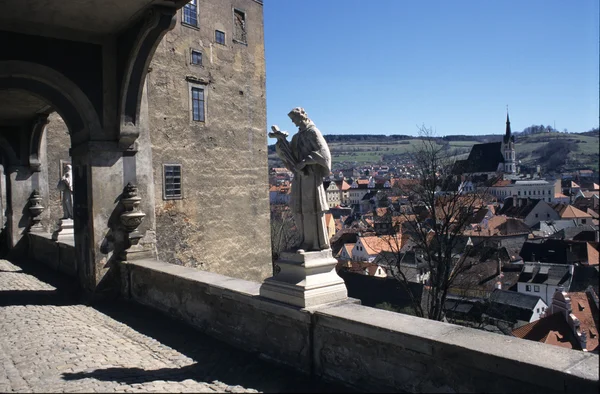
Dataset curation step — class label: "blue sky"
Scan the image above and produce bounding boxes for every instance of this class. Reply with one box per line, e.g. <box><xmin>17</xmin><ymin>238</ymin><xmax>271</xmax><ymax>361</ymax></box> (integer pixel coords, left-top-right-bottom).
<box><xmin>263</xmin><ymin>0</ymin><xmax>599</xmax><ymax>141</ymax></box>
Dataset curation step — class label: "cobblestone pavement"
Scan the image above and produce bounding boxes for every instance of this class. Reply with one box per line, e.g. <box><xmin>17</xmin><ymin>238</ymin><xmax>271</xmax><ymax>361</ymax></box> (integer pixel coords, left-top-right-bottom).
<box><xmin>0</xmin><ymin>259</ymin><xmax>349</xmax><ymax>393</ymax></box>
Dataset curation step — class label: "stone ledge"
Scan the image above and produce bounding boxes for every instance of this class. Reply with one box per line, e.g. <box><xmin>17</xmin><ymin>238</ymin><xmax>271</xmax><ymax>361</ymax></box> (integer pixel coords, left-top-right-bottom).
<box><xmin>315</xmin><ymin>303</ymin><xmax>599</xmax><ymax>392</ymax></box>
<box><xmin>122</xmin><ymin>259</ymin><xmax>599</xmax><ymax>393</ymax></box>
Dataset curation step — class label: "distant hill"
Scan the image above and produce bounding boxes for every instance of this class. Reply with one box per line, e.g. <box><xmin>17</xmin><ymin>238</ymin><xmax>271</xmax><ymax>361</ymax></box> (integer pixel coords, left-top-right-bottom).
<box><xmin>268</xmin><ymin>130</ymin><xmax>599</xmax><ymax>174</ymax></box>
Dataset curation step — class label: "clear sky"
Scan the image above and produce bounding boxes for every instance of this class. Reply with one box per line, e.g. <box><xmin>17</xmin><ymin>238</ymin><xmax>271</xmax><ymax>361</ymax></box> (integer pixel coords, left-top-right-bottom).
<box><xmin>263</xmin><ymin>0</ymin><xmax>599</xmax><ymax>141</ymax></box>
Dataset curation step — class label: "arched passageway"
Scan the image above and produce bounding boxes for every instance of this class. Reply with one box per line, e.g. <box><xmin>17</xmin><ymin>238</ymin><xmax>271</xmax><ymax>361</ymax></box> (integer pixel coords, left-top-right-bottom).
<box><xmin>0</xmin><ymin>1</ymin><xmax>178</xmax><ymax>294</ymax></box>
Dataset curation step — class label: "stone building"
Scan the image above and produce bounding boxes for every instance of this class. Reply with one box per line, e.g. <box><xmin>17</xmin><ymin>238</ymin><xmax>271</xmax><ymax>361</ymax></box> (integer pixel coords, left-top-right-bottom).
<box><xmin>1</xmin><ymin>0</ymin><xmax>272</xmax><ymax>283</ymax></box>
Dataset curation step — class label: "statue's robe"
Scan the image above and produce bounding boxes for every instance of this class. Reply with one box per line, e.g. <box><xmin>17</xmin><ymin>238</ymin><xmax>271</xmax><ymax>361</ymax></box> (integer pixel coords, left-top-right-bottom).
<box><xmin>289</xmin><ymin>123</ymin><xmax>331</xmax><ymax>215</ymax></box>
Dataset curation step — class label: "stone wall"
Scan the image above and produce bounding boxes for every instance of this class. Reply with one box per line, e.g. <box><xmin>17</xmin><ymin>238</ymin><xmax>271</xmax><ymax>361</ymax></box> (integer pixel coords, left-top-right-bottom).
<box><xmin>146</xmin><ymin>0</ymin><xmax>271</xmax><ymax>282</ymax></box>
<box><xmin>122</xmin><ymin>259</ymin><xmax>599</xmax><ymax>394</ymax></box>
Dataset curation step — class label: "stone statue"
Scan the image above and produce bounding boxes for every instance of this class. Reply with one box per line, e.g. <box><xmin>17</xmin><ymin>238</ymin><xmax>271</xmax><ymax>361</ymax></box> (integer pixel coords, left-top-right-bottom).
<box><xmin>269</xmin><ymin>107</ymin><xmax>331</xmax><ymax>251</ymax></box>
<box><xmin>57</xmin><ymin>164</ymin><xmax>73</xmax><ymax>219</ymax></box>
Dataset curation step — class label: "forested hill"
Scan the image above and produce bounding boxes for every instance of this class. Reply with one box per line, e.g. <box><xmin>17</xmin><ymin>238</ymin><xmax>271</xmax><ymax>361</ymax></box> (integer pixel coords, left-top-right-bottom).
<box><xmin>268</xmin><ymin>127</ymin><xmax>599</xmax><ymax>174</ymax></box>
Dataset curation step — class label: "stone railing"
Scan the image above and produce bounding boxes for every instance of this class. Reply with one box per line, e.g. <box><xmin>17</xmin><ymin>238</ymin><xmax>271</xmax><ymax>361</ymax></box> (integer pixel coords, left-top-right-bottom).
<box><xmin>28</xmin><ymin>232</ymin><xmax>76</xmax><ymax>276</ymax></box>
<box><xmin>120</xmin><ymin>259</ymin><xmax>599</xmax><ymax>393</ymax></box>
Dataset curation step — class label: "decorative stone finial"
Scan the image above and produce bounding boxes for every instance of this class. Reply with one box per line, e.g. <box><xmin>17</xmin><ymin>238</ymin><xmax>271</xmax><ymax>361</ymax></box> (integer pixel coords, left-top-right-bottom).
<box><xmin>119</xmin><ymin>183</ymin><xmax>146</xmax><ymax>261</ymax></box>
<box><xmin>28</xmin><ymin>189</ymin><xmax>44</xmax><ymax>233</ymax></box>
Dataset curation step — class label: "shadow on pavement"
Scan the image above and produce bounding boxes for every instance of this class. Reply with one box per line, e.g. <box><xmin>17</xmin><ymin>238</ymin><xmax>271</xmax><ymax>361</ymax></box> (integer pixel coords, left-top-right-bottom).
<box><xmin>5</xmin><ymin>259</ymin><xmax>353</xmax><ymax>393</ymax></box>
<box><xmin>86</xmin><ymin>299</ymin><xmax>353</xmax><ymax>393</ymax></box>
<box><xmin>0</xmin><ymin>289</ymin><xmax>80</xmax><ymax>306</ymax></box>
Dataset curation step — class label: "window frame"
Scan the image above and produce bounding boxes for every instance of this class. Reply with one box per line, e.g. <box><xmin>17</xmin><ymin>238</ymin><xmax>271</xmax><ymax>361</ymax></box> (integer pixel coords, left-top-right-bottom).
<box><xmin>526</xmin><ymin>285</ymin><xmax>531</xmax><ymax>292</ymax></box>
<box><xmin>215</xmin><ymin>29</ymin><xmax>226</xmax><ymax>45</ymax></box>
<box><xmin>188</xmin><ymin>83</ymin><xmax>207</xmax><ymax>123</ymax></box>
<box><xmin>163</xmin><ymin>164</ymin><xmax>183</xmax><ymax>200</ymax></box>
<box><xmin>190</xmin><ymin>49</ymin><xmax>203</xmax><ymax>66</ymax></box>
<box><xmin>534</xmin><ymin>285</ymin><xmax>540</xmax><ymax>292</ymax></box>
<box><xmin>182</xmin><ymin>0</ymin><xmax>199</xmax><ymax>28</ymax></box>
<box><xmin>232</xmin><ymin>8</ymin><xmax>247</xmax><ymax>44</ymax></box>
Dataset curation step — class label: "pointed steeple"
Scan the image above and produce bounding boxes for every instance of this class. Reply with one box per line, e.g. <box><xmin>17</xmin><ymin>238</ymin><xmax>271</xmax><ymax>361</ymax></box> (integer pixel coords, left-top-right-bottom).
<box><xmin>504</xmin><ymin>110</ymin><xmax>512</xmax><ymax>143</ymax></box>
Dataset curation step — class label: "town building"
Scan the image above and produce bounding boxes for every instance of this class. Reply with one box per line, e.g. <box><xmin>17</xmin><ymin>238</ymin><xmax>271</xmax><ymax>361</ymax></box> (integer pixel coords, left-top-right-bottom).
<box><xmin>517</xmin><ymin>262</ymin><xmax>574</xmax><ymax>305</ymax></box>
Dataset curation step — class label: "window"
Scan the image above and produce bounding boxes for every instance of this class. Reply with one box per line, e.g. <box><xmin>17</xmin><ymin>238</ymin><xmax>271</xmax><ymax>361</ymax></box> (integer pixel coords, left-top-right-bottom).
<box><xmin>163</xmin><ymin>164</ymin><xmax>182</xmax><ymax>200</ymax></box>
<box><xmin>526</xmin><ymin>285</ymin><xmax>531</xmax><ymax>292</ymax></box>
<box><xmin>233</xmin><ymin>9</ymin><xmax>247</xmax><ymax>43</ymax></box>
<box><xmin>191</xmin><ymin>86</ymin><xmax>205</xmax><ymax>122</ymax></box>
<box><xmin>190</xmin><ymin>49</ymin><xmax>202</xmax><ymax>65</ymax></box>
<box><xmin>215</xmin><ymin>30</ymin><xmax>226</xmax><ymax>45</ymax></box>
<box><xmin>534</xmin><ymin>285</ymin><xmax>540</xmax><ymax>292</ymax></box>
<box><xmin>182</xmin><ymin>0</ymin><xmax>198</xmax><ymax>27</ymax></box>
<box><xmin>582</xmin><ymin>219</ymin><xmax>587</xmax><ymax>224</ymax></box>
<box><xmin>537</xmin><ymin>308</ymin><xmax>540</xmax><ymax>313</ymax></box>
<box><xmin>518</xmin><ymin>191</ymin><xmax>521</xmax><ymax>196</ymax></box>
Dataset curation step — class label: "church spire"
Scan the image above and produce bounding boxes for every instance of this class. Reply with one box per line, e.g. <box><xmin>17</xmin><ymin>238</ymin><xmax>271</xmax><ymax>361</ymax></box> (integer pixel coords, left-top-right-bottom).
<box><xmin>504</xmin><ymin>109</ymin><xmax>512</xmax><ymax>143</ymax></box>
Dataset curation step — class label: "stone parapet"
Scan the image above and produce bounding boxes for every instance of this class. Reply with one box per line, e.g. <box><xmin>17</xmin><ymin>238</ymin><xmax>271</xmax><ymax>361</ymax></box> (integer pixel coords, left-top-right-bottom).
<box><xmin>122</xmin><ymin>259</ymin><xmax>599</xmax><ymax>393</ymax></box>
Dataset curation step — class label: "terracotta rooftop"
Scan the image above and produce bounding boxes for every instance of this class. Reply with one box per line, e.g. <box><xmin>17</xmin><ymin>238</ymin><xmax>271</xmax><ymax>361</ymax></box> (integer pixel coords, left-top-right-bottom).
<box><xmin>512</xmin><ymin>312</ymin><xmax>581</xmax><ymax>350</ymax></box>
<box><xmin>554</xmin><ymin>204</ymin><xmax>592</xmax><ymax>219</ymax></box>
<box><xmin>358</xmin><ymin>235</ymin><xmax>398</xmax><ymax>256</ymax></box>
<box><xmin>336</xmin><ymin>243</ymin><xmax>355</xmax><ymax>259</ymax></box>
<box><xmin>568</xmin><ymin>292</ymin><xmax>599</xmax><ymax>353</ymax></box>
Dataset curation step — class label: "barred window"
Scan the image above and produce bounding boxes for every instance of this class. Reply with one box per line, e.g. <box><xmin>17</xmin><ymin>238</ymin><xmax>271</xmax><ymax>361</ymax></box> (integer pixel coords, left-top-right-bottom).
<box><xmin>233</xmin><ymin>9</ymin><xmax>247</xmax><ymax>43</ymax></box>
<box><xmin>215</xmin><ymin>30</ymin><xmax>225</xmax><ymax>45</ymax></box>
<box><xmin>191</xmin><ymin>49</ymin><xmax>202</xmax><ymax>65</ymax></box>
<box><xmin>163</xmin><ymin>164</ymin><xmax>182</xmax><ymax>200</ymax></box>
<box><xmin>183</xmin><ymin>0</ymin><xmax>198</xmax><ymax>27</ymax></box>
<box><xmin>191</xmin><ymin>87</ymin><xmax>205</xmax><ymax>122</ymax></box>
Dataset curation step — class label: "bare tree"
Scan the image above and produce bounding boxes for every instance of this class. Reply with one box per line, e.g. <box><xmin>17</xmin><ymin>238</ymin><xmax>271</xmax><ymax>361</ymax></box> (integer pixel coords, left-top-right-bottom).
<box><xmin>374</xmin><ymin>126</ymin><xmax>497</xmax><ymax>321</ymax></box>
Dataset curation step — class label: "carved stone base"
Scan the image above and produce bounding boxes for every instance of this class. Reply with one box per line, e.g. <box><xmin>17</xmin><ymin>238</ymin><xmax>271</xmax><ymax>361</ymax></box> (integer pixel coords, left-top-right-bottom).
<box><xmin>260</xmin><ymin>249</ymin><xmax>348</xmax><ymax>308</ymax></box>
<box><xmin>123</xmin><ymin>243</ymin><xmax>154</xmax><ymax>261</ymax></box>
<box><xmin>53</xmin><ymin>219</ymin><xmax>74</xmax><ymax>243</ymax></box>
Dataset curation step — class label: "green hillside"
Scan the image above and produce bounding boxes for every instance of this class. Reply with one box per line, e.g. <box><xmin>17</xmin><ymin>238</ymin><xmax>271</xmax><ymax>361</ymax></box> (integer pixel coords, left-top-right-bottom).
<box><xmin>268</xmin><ymin>132</ymin><xmax>599</xmax><ymax>173</ymax></box>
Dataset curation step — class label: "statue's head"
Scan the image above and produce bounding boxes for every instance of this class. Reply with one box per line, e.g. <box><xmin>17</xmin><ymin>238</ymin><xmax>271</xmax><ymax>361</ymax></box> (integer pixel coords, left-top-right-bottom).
<box><xmin>288</xmin><ymin>107</ymin><xmax>311</xmax><ymax>128</ymax></box>
<box><xmin>65</xmin><ymin>164</ymin><xmax>72</xmax><ymax>172</ymax></box>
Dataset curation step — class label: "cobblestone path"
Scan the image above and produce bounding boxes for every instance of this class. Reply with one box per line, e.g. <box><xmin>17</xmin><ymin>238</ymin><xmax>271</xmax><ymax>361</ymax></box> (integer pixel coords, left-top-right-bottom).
<box><xmin>0</xmin><ymin>259</ymin><xmax>348</xmax><ymax>393</ymax></box>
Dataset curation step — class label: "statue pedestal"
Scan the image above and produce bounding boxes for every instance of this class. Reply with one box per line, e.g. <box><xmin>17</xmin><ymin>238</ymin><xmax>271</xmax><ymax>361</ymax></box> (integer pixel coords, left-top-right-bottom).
<box><xmin>53</xmin><ymin>219</ymin><xmax>74</xmax><ymax>243</ymax></box>
<box><xmin>260</xmin><ymin>249</ymin><xmax>348</xmax><ymax>308</ymax></box>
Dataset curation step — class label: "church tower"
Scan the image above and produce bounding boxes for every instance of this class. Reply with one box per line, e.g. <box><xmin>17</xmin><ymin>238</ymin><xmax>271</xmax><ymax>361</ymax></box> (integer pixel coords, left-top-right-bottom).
<box><xmin>502</xmin><ymin>111</ymin><xmax>516</xmax><ymax>174</ymax></box>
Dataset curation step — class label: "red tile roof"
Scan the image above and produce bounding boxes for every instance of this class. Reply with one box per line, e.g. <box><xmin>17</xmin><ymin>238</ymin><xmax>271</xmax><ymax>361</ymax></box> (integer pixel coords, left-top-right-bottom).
<box><xmin>568</xmin><ymin>292</ymin><xmax>599</xmax><ymax>352</ymax></box>
<box><xmin>512</xmin><ymin>312</ymin><xmax>581</xmax><ymax>350</ymax></box>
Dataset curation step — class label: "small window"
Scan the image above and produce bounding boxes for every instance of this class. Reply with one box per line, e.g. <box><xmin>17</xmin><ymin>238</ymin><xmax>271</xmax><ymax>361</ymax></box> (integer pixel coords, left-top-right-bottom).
<box><xmin>163</xmin><ymin>164</ymin><xmax>182</xmax><ymax>200</ymax></box>
<box><xmin>526</xmin><ymin>285</ymin><xmax>531</xmax><ymax>292</ymax></box>
<box><xmin>191</xmin><ymin>86</ymin><xmax>205</xmax><ymax>122</ymax></box>
<box><xmin>582</xmin><ymin>219</ymin><xmax>587</xmax><ymax>224</ymax></box>
<box><xmin>518</xmin><ymin>191</ymin><xmax>521</xmax><ymax>196</ymax></box>
<box><xmin>535</xmin><ymin>213</ymin><xmax>539</xmax><ymax>218</ymax></box>
<box><xmin>191</xmin><ymin>50</ymin><xmax>202</xmax><ymax>65</ymax></box>
<box><xmin>233</xmin><ymin>9</ymin><xmax>247</xmax><ymax>43</ymax></box>
<box><xmin>182</xmin><ymin>0</ymin><xmax>198</xmax><ymax>27</ymax></box>
<box><xmin>215</xmin><ymin>30</ymin><xmax>226</xmax><ymax>45</ymax></box>
<box><xmin>536</xmin><ymin>308</ymin><xmax>540</xmax><ymax>313</ymax></box>
<box><xmin>534</xmin><ymin>285</ymin><xmax>540</xmax><ymax>292</ymax></box>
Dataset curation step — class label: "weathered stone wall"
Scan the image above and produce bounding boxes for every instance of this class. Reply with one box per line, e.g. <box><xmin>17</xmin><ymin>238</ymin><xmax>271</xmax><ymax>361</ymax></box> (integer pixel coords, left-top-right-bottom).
<box><xmin>147</xmin><ymin>0</ymin><xmax>271</xmax><ymax>281</ymax></box>
<box><xmin>123</xmin><ymin>259</ymin><xmax>600</xmax><ymax>394</ymax></box>
<box><xmin>45</xmin><ymin>112</ymin><xmax>71</xmax><ymax>233</ymax></box>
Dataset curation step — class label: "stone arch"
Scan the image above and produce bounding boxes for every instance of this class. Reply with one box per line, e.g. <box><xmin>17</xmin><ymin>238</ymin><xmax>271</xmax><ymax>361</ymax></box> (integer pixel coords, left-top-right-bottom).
<box><xmin>0</xmin><ymin>60</ymin><xmax>103</xmax><ymax>146</ymax></box>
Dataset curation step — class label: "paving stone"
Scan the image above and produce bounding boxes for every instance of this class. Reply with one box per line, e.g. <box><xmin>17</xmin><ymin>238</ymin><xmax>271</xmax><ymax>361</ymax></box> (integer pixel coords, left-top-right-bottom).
<box><xmin>0</xmin><ymin>259</ymin><xmax>351</xmax><ymax>393</ymax></box>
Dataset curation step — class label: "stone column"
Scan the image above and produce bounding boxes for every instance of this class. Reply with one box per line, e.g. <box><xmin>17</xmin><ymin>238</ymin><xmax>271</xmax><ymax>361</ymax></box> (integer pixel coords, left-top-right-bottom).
<box><xmin>70</xmin><ymin>142</ymin><xmax>125</xmax><ymax>293</ymax></box>
<box><xmin>5</xmin><ymin>166</ymin><xmax>34</xmax><ymax>252</ymax></box>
